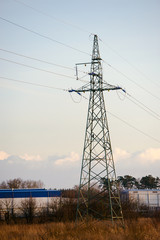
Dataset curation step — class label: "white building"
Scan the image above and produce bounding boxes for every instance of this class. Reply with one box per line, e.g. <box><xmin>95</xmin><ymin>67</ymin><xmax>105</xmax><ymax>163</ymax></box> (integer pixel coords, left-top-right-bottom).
<box><xmin>121</xmin><ymin>189</ymin><xmax>160</xmax><ymax>209</ymax></box>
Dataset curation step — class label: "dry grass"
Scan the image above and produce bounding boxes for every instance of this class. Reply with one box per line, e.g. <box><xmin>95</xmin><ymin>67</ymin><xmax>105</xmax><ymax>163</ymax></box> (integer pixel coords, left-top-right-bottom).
<box><xmin>0</xmin><ymin>218</ymin><xmax>160</xmax><ymax>240</ymax></box>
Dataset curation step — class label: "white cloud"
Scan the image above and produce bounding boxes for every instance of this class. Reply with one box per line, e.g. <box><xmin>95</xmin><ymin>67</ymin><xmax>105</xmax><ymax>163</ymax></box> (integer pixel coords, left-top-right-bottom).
<box><xmin>20</xmin><ymin>154</ymin><xmax>42</xmax><ymax>162</ymax></box>
<box><xmin>113</xmin><ymin>147</ymin><xmax>130</xmax><ymax>161</ymax></box>
<box><xmin>0</xmin><ymin>151</ymin><xmax>10</xmax><ymax>161</ymax></box>
<box><xmin>1</xmin><ymin>148</ymin><xmax>160</xmax><ymax>188</ymax></box>
<box><xmin>114</xmin><ymin>147</ymin><xmax>160</xmax><ymax>165</ymax></box>
<box><xmin>139</xmin><ymin>148</ymin><xmax>160</xmax><ymax>163</ymax></box>
<box><xmin>54</xmin><ymin>152</ymin><xmax>80</xmax><ymax>166</ymax></box>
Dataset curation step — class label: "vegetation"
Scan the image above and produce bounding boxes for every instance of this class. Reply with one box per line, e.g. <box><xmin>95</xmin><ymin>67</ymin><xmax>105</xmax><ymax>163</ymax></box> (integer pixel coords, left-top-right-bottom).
<box><xmin>0</xmin><ymin>178</ymin><xmax>44</xmax><ymax>189</ymax></box>
<box><xmin>0</xmin><ymin>176</ymin><xmax>160</xmax><ymax>224</ymax></box>
<box><xmin>20</xmin><ymin>198</ymin><xmax>37</xmax><ymax>224</ymax></box>
<box><xmin>140</xmin><ymin>175</ymin><xmax>160</xmax><ymax>189</ymax></box>
<box><xmin>0</xmin><ymin>174</ymin><xmax>159</xmax><ymax>191</ymax></box>
<box><xmin>117</xmin><ymin>175</ymin><xmax>139</xmax><ymax>189</ymax></box>
<box><xmin>0</xmin><ymin>218</ymin><xmax>160</xmax><ymax>240</ymax></box>
<box><xmin>1</xmin><ymin>176</ymin><xmax>160</xmax><ymax>239</ymax></box>
<box><xmin>117</xmin><ymin>174</ymin><xmax>160</xmax><ymax>189</ymax></box>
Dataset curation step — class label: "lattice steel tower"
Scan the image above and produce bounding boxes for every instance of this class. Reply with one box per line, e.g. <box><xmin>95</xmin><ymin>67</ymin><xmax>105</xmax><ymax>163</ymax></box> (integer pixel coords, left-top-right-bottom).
<box><xmin>71</xmin><ymin>35</ymin><xmax>124</xmax><ymax>225</ymax></box>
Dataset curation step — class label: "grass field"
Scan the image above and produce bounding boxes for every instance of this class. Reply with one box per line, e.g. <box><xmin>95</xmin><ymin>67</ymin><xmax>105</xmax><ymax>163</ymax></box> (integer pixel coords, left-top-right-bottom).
<box><xmin>0</xmin><ymin>218</ymin><xmax>160</xmax><ymax>240</ymax></box>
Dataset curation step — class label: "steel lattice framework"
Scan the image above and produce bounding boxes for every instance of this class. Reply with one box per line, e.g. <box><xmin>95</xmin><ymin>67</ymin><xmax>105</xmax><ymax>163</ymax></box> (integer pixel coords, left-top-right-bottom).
<box><xmin>70</xmin><ymin>35</ymin><xmax>124</xmax><ymax>226</ymax></box>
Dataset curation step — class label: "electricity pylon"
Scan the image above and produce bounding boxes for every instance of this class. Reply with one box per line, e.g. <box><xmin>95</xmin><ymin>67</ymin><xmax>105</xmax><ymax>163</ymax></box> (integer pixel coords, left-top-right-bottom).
<box><xmin>70</xmin><ymin>35</ymin><xmax>124</xmax><ymax>226</ymax></box>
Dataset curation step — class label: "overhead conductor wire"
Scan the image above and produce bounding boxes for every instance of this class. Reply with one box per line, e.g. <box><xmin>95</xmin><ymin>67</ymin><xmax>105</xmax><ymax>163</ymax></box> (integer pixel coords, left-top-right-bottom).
<box><xmin>107</xmin><ymin>111</ymin><xmax>160</xmax><ymax>144</ymax></box>
<box><xmin>0</xmin><ymin>57</ymin><xmax>75</xmax><ymax>79</ymax></box>
<box><xmin>0</xmin><ymin>16</ymin><xmax>91</xmax><ymax>57</ymax></box>
<box><xmin>102</xmin><ymin>59</ymin><xmax>160</xmax><ymax>102</ymax></box>
<box><xmin>125</xmin><ymin>93</ymin><xmax>160</xmax><ymax>120</ymax></box>
<box><xmin>1</xmin><ymin>5</ymin><xmax>159</xmax><ymax>143</ymax></box>
<box><xmin>1</xmin><ymin>14</ymin><xmax>158</xmax><ymax>101</ymax></box>
<box><xmin>12</xmin><ymin>0</ymin><xmax>160</xmax><ymax>92</ymax></box>
<box><xmin>0</xmin><ymin>76</ymin><xmax>67</xmax><ymax>92</ymax></box>
<box><xmin>0</xmin><ymin>15</ymin><xmax>159</xmax><ymax>120</ymax></box>
<box><xmin>13</xmin><ymin>0</ymin><xmax>91</xmax><ymax>34</ymax></box>
<box><xmin>1</xmin><ymin>74</ymin><xmax>159</xmax><ymax>144</ymax></box>
<box><xmin>69</xmin><ymin>88</ymin><xmax>160</xmax><ymax>144</ymax></box>
<box><xmin>0</xmin><ymin>49</ymin><xmax>89</xmax><ymax>83</ymax></box>
<box><xmin>0</xmin><ymin>76</ymin><xmax>88</xmax><ymax>102</ymax></box>
<box><xmin>99</xmin><ymin>38</ymin><xmax>160</xmax><ymax>89</ymax></box>
<box><xmin>0</xmin><ymin>48</ymin><xmax>74</xmax><ymax>71</ymax></box>
<box><xmin>116</xmin><ymin>89</ymin><xmax>160</xmax><ymax>120</ymax></box>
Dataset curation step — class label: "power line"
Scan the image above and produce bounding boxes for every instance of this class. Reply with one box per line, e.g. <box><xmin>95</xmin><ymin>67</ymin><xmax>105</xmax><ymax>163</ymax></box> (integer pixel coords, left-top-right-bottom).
<box><xmin>0</xmin><ymin>62</ymin><xmax>160</xmax><ymax>120</ymax></box>
<box><xmin>70</xmin><ymin>88</ymin><xmax>160</xmax><ymax>144</ymax></box>
<box><xmin>1</xmin><ymin>15</ymin><xmax>158</xmax><ymax>102</ymax></box>
<box><xmin>116</xmin><ymin>90</ymin><xmax>160</xmax><ymax>120</ymax></box>
<box><xmin>1</xmin><ymin>75</ymin><xmax>159</xmax><ymax>145</ymax></box>
<box><xmin>103</xmin><ymin>60</ymin><xmax>160</xmax><ymax>102</ymax></box>
<box><xmin>0</xmin><ymin>76</ymin><xmax>67</xmax><ymax>92</ymax></box>
<box><xmin>10</xmin><ymin>1</ymin><xmax>160</xmax><ymax>98</ymax></box>
<box><xmin>108</xmin><ymin>111</ymin><xmax>160</xmax><ymax>144</ymax></box>
<box><xmin>126</xmin><ymin>93</ymin><xmax>160</xmax><ymax>120</ymax></box>
<box><xmin>99</xmin><ymin>38</ymin><xmax>160</xmax><ymax>89</ymax></box>
<box><xmin>0</xmin><ymin>48</ymin><xmax>89</xmax><ymax>81</ymax></box>
<box><xmin>1</xmin><ymin>52</ymin><xmax>158</xmax><ymax>120</ymax></box>
<box><xmin>1</xmin><ymin>50</ymin><xmax>158</xmax><ymax>120</ymax></box>
<box><xmin>13</xmin><ymin>0</ymin><xmax>91</xmax><ymax>34</ymax></box>
<box><xmin>13</xmin><ymin>0</ymin><xmax>160</xmax><ymax>93</ymax></box>
<box><xmin>0</xmin><ymin>10</ymin><xmax>158</xmax><ymax>143</ymax></box>
<box><xmin>0</xmin><ymin>57</ymin><xmax>75</xmax><ymax>79</ymax></box>
<box><xmin>0</xmin><ymin>16</ymin><xmax>91</xmax><ymax>57</ymax></box>
<box><xmin>1</xmin><ymin>50</ymin><xmax>158</xmax><ymax>118</ymax></box>
<box><xmin>0</xmin><ymin>48</ymin><xmax>74</xmax><ymax>71</ymax></box>
<box><xmin>0</xmin><ymin>76</ymin><xmax>88</xmax><ymax>102</ymax></box>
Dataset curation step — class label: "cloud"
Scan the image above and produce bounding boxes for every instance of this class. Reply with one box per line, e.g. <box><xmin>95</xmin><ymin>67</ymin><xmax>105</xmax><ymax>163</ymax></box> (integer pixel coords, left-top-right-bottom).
<box><xmin>54</xmin><ymin>152</ymin><xmax>80</xmax><ymax>166</ymax></box>
<box><xmin>20</xmin><ymin>154</ymin><xmax>42</xmax><ymax>162</ymax></box>
<box><xmin>0</xmin><ymin>151</ymin><xmax>42</xmax><ymax>162</ymax></box>
<box><xmin>139</xmin><ymin>148</ymin><xmax>160</xmax><ymax>163</ymax></box>
<box><xmin>114</xmin><ymin>147</ymin><xmax>160</xmax><ymax>165</ymax></box>
<box><xmin>0</xmin><ymin>151</ymin><xmax>10</xmax><ymax>161</ymax></box>
<box><xmin>114</xmin><ymin>147</ymin><xmax>160</xmax><ymax>178</ymax></box>
<box><xmin>114</xmin><ymin>147</ymin><xmax>130</xmax><ymax>161</ymax></box>
<box><xmin>0</xmin><ymin>151</ymin><xmax>81</xmax><ymax>188</ymax></box>
<box><xmin>1</xmin><ymin>148</ymin><xmax>160</xmax><ymax>189</ymax></box>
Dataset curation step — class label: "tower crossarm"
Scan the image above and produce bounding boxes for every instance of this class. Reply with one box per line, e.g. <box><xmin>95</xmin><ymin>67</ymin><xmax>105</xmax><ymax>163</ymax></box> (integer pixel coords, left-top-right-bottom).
<box><xmin>68</xmin><ymin>82</ymin><xmax>125</xmax><ymax>94</ymax></box>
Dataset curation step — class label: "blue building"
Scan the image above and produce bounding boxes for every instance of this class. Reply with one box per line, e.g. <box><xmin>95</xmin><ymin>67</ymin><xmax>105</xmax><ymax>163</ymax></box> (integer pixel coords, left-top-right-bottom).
<box><xmin>0</xmin><ymin>189</ymin><xmax>61</xmax><ymax>218</ymax></box>
<box><xmin>0</xmin><ymin>188</ymin><xmax>61</xmax><ymax>199</ymax></box>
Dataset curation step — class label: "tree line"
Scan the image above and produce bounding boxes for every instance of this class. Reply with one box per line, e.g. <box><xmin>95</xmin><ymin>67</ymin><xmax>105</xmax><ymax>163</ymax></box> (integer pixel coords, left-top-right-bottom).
<box><xmin>117</xmin><ymin>174</ymin><xmax>160</xmax><ymax>189</ymax></box>
<box><xmin>0</xmin><ymin>175</ymin><xmax>159</xmax><ymax>192</ymax></box>
<box><xmin>0</xmin><ymin>176</ymin><xmax>160</xmax><ymax>224</ymax></box>
<box><xmin>0</xmin><ymin>178</ymin><xmax>44</xmax><ymax>189</ymax></box>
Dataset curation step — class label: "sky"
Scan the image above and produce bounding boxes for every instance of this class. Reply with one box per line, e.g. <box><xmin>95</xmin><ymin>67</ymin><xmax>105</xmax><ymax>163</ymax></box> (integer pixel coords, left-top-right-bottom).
<box><xmin>0</xmin><ymin>0</ymin><xmax>160</xmax><ymax>189</ymax></box>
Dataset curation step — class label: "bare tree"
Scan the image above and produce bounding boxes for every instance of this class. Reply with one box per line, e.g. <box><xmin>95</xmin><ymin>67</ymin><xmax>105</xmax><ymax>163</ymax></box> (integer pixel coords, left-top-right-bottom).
<box><xmin>0</xmin><ymin>178</ymin><xmax>44</xmax><ymax>189</ymax></box>
<box><xmin>0</xmin><ymin>181</ymin><xmax>8</xmax><ymax>189</ymax></box>
<box><xmin>20</xmin><ymin>198</ymin><xmax>37</xmax><ymax>223</ymax></box>
<box><xmin>23</xmin><ymin>180</ymin><xmax>44</xmax><ymax>189</ymax></box>
<box><xmin>0</xmin><ymin>199</ymin><xmax>13</xmax><ymax>223</ymax></box>
<box><xmin>7</xmin><ymin>178</ymin><xmax>22</xmax><ymax>189</ymax></box>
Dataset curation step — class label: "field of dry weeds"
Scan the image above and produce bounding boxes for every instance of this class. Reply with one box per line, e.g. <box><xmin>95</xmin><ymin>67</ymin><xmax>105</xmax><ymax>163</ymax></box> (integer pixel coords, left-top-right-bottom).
<box><xmin>0</xmin><ymin>218</ymin><xmax>160</xmax><ymax>240</ymax></box>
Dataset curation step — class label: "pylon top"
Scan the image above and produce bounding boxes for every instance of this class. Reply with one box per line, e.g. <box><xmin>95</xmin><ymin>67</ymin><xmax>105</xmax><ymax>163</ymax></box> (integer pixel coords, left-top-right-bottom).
<box><xmin>68</xmin><ymin>35</ymin><xmax>125</xmax><ymax>95</ymax></box>
<box><xmin>92</xmin><ymin>35</ymin><xmax>101</xmax><ymax>61</ymax></box>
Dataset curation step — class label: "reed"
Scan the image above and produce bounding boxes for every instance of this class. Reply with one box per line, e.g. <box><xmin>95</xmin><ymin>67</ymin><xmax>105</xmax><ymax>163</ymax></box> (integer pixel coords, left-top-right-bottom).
<box><xmin>0</xmin><ymin>218</ymin><xmax>160</xmax><ymax>240</ymax></box>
